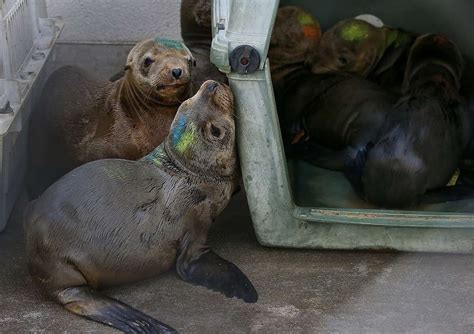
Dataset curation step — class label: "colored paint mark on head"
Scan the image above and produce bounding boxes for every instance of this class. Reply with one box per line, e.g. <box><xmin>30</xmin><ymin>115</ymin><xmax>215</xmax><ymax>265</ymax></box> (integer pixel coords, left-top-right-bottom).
<box><xmin>385</xmin><ymin>29</ymin><xmax>399</xmax><ymax>48</ymax></box>
<box><xmin>155</xmin><ymin>37</ymin><xmax>184</xmax><ymax>50</ymax></box>
<box><xmin>171</xmin><ymin>115</ymin><xmax>188</xmax><ymax>146</ymax></box>
<box><xmin>303</xmin><ymin>26</ymin><xmax>320</xmax><ymax>40</ymax></box>
<box><xmin>175</xmin><ymin>123</ymin><xmax>196</xmax><ymax>154</ymax></box>
<box><xmin>298</xmin><ymin>13</ymin><xmax>315</xmax><ymax>26</ymax></box>
<box><xmin>340</xmin><ymin>21</ymin><xmax>371</xmax><ymax>42</ymax></box>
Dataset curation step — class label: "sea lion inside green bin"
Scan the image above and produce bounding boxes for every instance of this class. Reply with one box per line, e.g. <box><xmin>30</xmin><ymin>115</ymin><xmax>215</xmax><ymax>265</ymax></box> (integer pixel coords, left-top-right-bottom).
<box><xmin>310</xmin><ymin>18</ymin><xmax>417</xmax><ymax>92</ymax></box>
<box><xmin>345</xmin><ymin>34</ymin><xmax>473</xmax><ymax>208</ymax></box>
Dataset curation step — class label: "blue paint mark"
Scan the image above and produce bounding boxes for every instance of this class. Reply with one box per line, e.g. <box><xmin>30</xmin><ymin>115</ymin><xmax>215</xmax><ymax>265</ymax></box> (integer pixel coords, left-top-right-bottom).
<box><xmin>171</xmin><ymin>115</ymin><xmax>187</xmax><ymax>146</ymax></box>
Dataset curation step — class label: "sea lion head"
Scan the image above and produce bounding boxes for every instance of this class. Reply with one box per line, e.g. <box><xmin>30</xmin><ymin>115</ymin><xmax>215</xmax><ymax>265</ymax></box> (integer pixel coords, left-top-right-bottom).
<box><xmin>124</xmin><ymin>38</ymin><xmax>195</xmax><ymax>105</ymax></box>
<box><xmin>403</xmin><ymin>33</ymin><xmax>464</xmax><ymax>94</ymax></box>
<box><xmin>269</xmin><ymin>6</ymin><xmax>321</xmax><ymax>66</ymax></box>
<box><xmin>165</xmin><ymin>80</ymin><xmax>236</xmax><ymax>177</ymax></box>
<box><xmin>311</xmin><ymin>19</ymin><xmax>386</xmax><ymax>76</ymax></box>
<box><xmin>180</xmin><ymin>0</ymin><xmax>212</xmax><ymax>42</ymax></box>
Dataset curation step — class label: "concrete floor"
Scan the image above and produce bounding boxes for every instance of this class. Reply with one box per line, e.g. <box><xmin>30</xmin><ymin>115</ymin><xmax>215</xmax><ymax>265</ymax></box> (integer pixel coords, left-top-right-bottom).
<box><xmin>0</xmin><ymin>191</ymin><xmax>473</xmax><ymax>334</ymax></box>
<box><xmin>1</xmin><ymin>43</ymin><xmax>473</xmax><ymax>333</ymax></box>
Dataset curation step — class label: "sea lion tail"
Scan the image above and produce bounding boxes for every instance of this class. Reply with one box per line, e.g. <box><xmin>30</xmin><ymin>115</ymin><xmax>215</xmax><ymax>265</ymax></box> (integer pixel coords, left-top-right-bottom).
<box><xmin>57</xmin><ymin>286</ymin><xmax>177</xmax><ymax>334</ymax></box>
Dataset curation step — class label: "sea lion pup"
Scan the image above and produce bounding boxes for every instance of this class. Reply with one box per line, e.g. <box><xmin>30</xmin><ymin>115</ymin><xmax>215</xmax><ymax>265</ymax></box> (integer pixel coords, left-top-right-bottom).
<box><xmin>180</xmin><ymin>0</ymin><xmax>227</xmax><ymax>88</ymax></box>
<box><xmin>25</xmin><ymin>80</ymin><xmax>257</xmax><ymax>334</ymax></box>
<box><xmin>269</xmin><ymin>6</ymin><xmax>321</xmax><ymax>92</ymax></box>
<box><xmin>310</xmin><ymin>18</ymin><xmax>416</xmax><ymax>92</ymax></box>
<box><xmin>345</xmin><ymin>34</ymin><xmax>473</xmax><ymax>208</ymax></box>
<box><xmin>28</xmin><ymin>38</ymin><xmax>194</xmax><ymax>199</ymax></box>
<box><xmin>282</xmin><ymin>69</ymin><xmax>396</xmax><ymax>168</ymax></box>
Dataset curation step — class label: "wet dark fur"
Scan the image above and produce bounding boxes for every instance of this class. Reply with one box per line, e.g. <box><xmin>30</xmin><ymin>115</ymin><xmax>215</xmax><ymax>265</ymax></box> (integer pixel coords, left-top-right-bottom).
<box><xmin>352</xmin><ymin>34</ymin><xmax>471</xmax><ymax>208</ymax></box>
<box><xmin>25</xmin><ymin>81</ymin><xmax>257</xmax><ymax>333</ymax></box>
<box><xmin>281</xmin><ymin>68</ymin><xmax>396</xmax><ymax>170</ymax></box>
<box><xmin>28</xmin><ymin>39</ymin><xmax>193</xmax><ymax>199</ymax></box>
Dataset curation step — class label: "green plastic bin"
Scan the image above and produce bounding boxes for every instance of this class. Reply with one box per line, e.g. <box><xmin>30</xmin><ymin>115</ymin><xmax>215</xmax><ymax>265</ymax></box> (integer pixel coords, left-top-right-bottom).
<box><xmin>211</xmin><ymin>0</ymin><xmax>474</xmax><ymax>253</ymax></box>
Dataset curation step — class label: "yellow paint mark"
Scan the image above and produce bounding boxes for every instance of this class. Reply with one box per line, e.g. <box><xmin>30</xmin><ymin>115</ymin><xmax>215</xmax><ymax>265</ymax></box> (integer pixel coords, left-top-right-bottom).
<box><xmin>175</xmin><ymin>123</ymin><xmax>196</xmax><ymax>154</ymax></box>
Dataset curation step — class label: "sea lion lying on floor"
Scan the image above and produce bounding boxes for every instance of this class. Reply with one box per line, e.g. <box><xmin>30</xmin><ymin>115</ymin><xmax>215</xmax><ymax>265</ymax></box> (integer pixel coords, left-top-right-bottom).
<box><xmin>28</xmin><ymin>38</ymin><xmax>194</xmax><ymax>199</ymax></box>
<box><xmin>25</xmin><ymin>80</ymin><xmax>257</xmax><ymax>334</ymax></box>
<box><xmin>345</xmin><ymin>34</ymin><xmax>473</xmax><ymax>208</ymax></box>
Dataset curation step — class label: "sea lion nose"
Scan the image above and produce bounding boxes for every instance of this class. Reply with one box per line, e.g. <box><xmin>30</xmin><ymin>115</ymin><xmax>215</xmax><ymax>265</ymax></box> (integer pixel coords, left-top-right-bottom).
<box><xmin>171</xmin><ymin>68</ymin><xmax>182</xmax><ymax>79</ymax></box>
<box><xmin>207</xmin><ymin>81</ymin><xmax>218</xmax><ymax>93</ymax></box>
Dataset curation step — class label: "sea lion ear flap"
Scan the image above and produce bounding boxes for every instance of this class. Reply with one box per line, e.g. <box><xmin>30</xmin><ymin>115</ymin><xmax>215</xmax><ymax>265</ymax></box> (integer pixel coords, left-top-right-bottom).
<box><xmin>181</xmin><ymin>42</ymin><xmax>197</xmax><ymax>67</ymax></box>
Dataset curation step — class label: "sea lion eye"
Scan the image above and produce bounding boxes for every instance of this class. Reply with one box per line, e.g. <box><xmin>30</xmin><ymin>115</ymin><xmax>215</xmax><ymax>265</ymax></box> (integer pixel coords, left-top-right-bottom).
<box><xmin>211</xmin><ymin>124</ymin><xmax>221</xmax><ymax>138</ymax></box>
<box><xmin>338</xmin><ymin>56</ymin><xmax>348</xmax><ymax>65</ymax></box>
<box><xmin>143</xmin><ymin>57</ymin><xmax>154</xmax><ymax>68</ymax></box>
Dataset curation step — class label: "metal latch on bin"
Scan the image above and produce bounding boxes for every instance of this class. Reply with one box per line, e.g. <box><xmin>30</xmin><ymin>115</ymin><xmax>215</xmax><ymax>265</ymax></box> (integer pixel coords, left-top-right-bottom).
<box><xmin>229</xmin><ymin>45</ymin><xmax>261</xmax><ymax>74</ymax></box>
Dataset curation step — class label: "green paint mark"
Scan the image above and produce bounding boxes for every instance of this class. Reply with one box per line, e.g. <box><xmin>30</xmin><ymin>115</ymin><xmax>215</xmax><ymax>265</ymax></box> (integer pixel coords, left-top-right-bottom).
<box><xmin>385</xmin><ymin>30</ymin><xmax>399</xmax><ymax>48</ymax></box>
<box><xmin>142</xmin><ymin>144</ymin><xmax>166</xmax><ymax>166</ymax></box>
<box><xmin>175</xmin><ymin>123</ymin><xmax>196</xmax><ymax>154</ymax></box>
<box><xmin>102</xmin><ymin>166</ymin><xmax>127</xmax><ymax>180</ymax></box>
<box><xmin>155</xmin><ymin>37</ymin><xmax>184</xmax><ymax>50</ymax></box>
<box><xmin>340</xmin><ymin>21</ymin><xmax>371</xmax><ymax>42</ymax></box>
<box><xmin>298</xmin><ymin>13</ymin><xmax>315</xmax><ymax>26</ymax></box>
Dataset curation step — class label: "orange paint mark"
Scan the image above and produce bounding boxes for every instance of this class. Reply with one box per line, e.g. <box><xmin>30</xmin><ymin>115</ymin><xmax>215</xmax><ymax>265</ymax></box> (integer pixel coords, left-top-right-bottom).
<box><xmin>433</xmin><ymin>34</ymin><xmax>449</xmax><ymax>46</ymax></box>
<box><xmin>303</xmin><ymin>26</ymin><xmax>320</xmax><ymax>40</ymax></box>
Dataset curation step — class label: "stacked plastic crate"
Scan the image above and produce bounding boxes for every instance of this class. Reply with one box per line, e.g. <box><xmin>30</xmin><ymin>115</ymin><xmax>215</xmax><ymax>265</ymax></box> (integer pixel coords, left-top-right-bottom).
<box><xmin>0</xmin><ymin>0</ymin><xmax>63</xmax><ymax>231</ymax></box>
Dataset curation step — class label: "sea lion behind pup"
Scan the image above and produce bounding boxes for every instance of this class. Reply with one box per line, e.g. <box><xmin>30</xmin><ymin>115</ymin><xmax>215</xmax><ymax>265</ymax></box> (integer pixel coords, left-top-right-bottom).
<box><xmin>25</xmin><ymin>80</ymin><xmax>257</xmax><ymax>334</ymax></box>
<box><xmin>311</xmin><ymin>18</ymin><xmax>416</xmax><ymax>92</ymax></box>
<box><xmin>180</xmin><ymin>0</ymin><xmax>227</xmax><ymax>88</ymax></box>
<box><xmin>346</xmin><ymin>34</ymin><xmax>473</xmax><ymax>208</ymax></box>
<box><xmin>269</xmin><ymin>6</ymin><xmax>321</xmax><ymax>91</ymax></box>
<box><xmin>28</xmin><ymin>38</ymin><xmax>194</xmax><ymax>199</ymax></box>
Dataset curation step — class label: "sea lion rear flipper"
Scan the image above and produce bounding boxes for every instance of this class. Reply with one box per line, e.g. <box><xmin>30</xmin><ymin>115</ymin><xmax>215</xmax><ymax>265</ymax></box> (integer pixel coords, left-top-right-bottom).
<box><xmin>58</xmin><ymin>286</ymin><xmax>177</xmax><ymax>334</ymax></box>
<box><xmin>177</xmin><ymin>249</ymin><xmax>258</xmax><ymax>303</ymax></box>
<box><xmin>420</xmin><ymin>184</ymin><xmax>474</xmax><ymax>204</ymax></box>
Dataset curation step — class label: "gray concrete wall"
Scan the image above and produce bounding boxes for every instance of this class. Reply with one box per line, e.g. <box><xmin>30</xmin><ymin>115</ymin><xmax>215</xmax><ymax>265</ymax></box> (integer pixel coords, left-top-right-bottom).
<box><xmin>46</xmin><ymin>0</ymin><xmax>182</xmax><ymax>44</ymax></box>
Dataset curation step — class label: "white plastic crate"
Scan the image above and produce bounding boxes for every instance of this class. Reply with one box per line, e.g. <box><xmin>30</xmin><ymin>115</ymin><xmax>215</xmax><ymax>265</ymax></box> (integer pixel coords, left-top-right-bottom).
<box><xmin>0</xmin><ymin>0</ymin><xmax>63</xmax><ymax>231</ymax></box>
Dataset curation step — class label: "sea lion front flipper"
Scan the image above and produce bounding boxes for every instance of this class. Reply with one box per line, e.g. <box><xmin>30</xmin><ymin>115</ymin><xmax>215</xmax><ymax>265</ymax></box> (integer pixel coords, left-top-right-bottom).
<box><xmin>286</xmin><ymin>140</ymin><xmax>352</xmax><ymax>171</ymax></box>
<box><xmin>420</xmin><ymin>184</ymin><xmax>474</xmax><ymax>204</ymax></box>
<box><xmin>58</xmin><ymin>286</ymin><xmax>177</xmax><ymax>334</ymax></box>
<box><xmin>177</xmin><ymin>248</ymin><xmax>258</xmax><ymax>303</ymax></box>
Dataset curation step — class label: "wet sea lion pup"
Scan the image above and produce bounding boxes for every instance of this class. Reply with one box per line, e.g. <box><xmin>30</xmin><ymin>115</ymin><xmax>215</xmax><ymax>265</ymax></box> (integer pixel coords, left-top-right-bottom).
<box><xmin>346</xmin><ymin>34</ymin><xmax>473</xmax><ymax>208</ymax></box>
<box><xmin>25</xmin><ymin>80</ymin><xmax>257</xmax><ymax>333</ymax></box>
<box><xmin>282</xmin><ymin>69</ymin><xmax>397</xmax><ymax>167</ymax></box>
<box><xmin>180</xmin><ymin>0</ymin><xmax>227</xmax><ymax>88</ymax></box>
<box><xmin>269</xmin><ymin>6</ymin><xmax>321</xmax><ymax>92</ymax></box>
<box><xmin>28</xmin><ymin>38</ymin><xmax>194</xmax><ymax>199</ymax></box>
<box><xmin>311</xmin><ymin>18</ymin><xmax>416</xmax><ymax>92</ymax></box>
